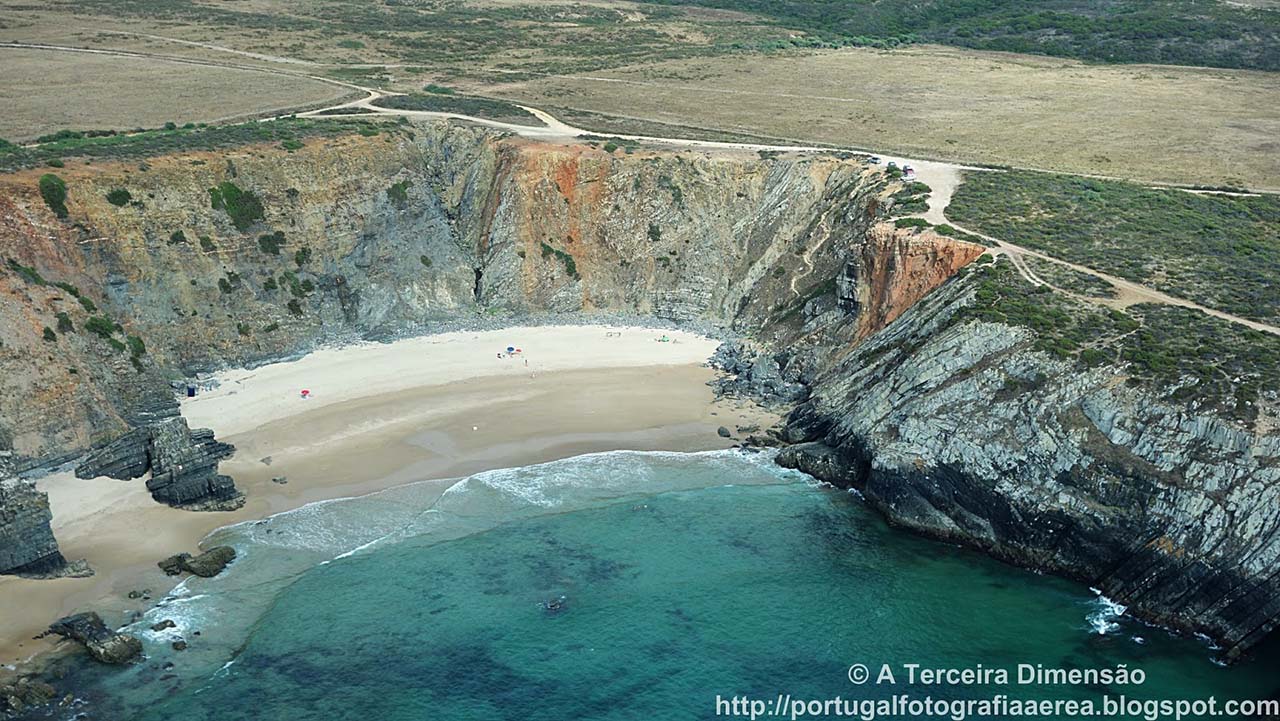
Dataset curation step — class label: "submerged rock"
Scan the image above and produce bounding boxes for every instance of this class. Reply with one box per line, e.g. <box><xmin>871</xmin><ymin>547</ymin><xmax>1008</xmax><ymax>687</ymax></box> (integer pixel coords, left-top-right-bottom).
<box><xmin>47</xmin><ymin>612</ymin><xmax>142</xmax><ymax>665</ymax></box>
<box><xmin>0</xmin><ymin>677</ymin><xmax>57</xmax><ymax>716</ymax></box>
<box><xmin>159</xmin><ymin>546</ymin><xmax>237</xmax><ymax>578</ymax></box>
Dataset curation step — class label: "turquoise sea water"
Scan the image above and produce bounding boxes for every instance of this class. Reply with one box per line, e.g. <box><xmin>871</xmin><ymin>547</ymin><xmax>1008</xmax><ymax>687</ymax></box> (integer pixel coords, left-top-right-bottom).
<box><xmin>50</xmin><ymin>451</ymin><xmax>1278</xmax><ymax>720</ymax></box>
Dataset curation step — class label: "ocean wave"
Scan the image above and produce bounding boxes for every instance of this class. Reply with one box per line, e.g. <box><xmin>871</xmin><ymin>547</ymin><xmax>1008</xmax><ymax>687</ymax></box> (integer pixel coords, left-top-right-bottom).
<box><xmin>1085</xmin><ymin>589</ymin><xmax>1128</xmax><ymax>635</ymax></box>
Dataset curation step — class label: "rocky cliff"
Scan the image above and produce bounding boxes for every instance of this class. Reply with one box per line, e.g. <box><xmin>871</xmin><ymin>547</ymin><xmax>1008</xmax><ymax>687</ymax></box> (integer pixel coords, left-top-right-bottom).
<box><xmin>2</xmin><ymin>118</ymin><xmax>1272</xmax><ymax>663</ymax></box>
<box><xmin>0</xmin><ymin>123</ymin><xmax>963</xmax><ymax>471</ymax></box>
<box><xmin>777</xmin><ymin>256</ymin><xmax>1280</xmax><ymax>661</ymax></box>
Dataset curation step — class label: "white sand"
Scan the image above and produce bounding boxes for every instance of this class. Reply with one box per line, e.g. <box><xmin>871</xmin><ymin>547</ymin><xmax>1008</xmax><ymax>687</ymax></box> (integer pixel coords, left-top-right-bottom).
<box><xmin>184</xmin><ymin>325</ymin><xmax>717</xmax><ymax>436</ymax></box>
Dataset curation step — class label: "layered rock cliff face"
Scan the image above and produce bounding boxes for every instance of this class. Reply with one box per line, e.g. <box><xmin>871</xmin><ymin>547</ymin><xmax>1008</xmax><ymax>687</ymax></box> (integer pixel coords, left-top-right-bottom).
<box><xmin>778</xmin><ymin>258</ymin><xmax>1280</xmax><ymax>661</ymax></box>
<box><xmin>4</xmin><ymin>120</ymin><xmax>1271</xmax><ymax>662</ymax></box>
<box><xmin>0</xmin><ymin>123</ymin><xmax>964</xmax><ymax>473</ymax></box>
<box><xmin>0</xmin><ymin>451</ymin><xmax>65</xmax><ymax>576</ymax></box>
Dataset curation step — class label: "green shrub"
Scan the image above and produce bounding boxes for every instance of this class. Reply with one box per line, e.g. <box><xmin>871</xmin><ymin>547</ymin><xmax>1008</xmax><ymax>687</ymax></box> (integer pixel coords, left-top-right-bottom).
<box><xmin>294</xmin><ymin>246</ymin><xmax>312</xmax><ymax>267</ymax></box>
<box><xmin>169</xmin><ymin>230</ymin><xmax>187</xmax><ymax>245</ymax></box>
<box><xmin>199</xmin><ymin>235</ymin><xmax>216</xmax><ymax>252</ymax></box>
<box><xmin>263</xmin><ymin>276</ymin><xmax>279</xmax><ymax>291</ymax></box>
<box><xmin>280</xmin><ymin>139</ymin><xmax>304</xmax><ymax>152</ymax></box>
<box><xmin>894</xmin><ymin>217</ymin><xmax>931</xmax><ymax>229</ymax></box>
<box><xmin>258</xmin><ymin>230</ymin><xmax>286</xmax><ymax>255</ymax></box>
<box><xmin>209</xmin><ymin>181</ymin><xmax>265</xmax><ymax>231</ymax></box>
<box><xmin>287</xmin><ymin>299</ymin><xmax>303</xmax><ymax>316</ymax></box>
<box><xmin>603</xmin><ymin>142</ymin><xmax>619</xmax><ymax>153</ymax></box>
<box><xmin>419</xmin><ymin>255</ymin><xmax>433</xmax><ymax>268</ymax></box>
<box><xmin>280</xmin><ymin>270</ymin><xmax>314</xmax><ymax>297</ymax></box>
<box><xmin>6</xmin><ymin>259</ymin><xmax>46</xmax><ymax>285</ymax></box>
<box><xmin>126</xmin><ymin>335</ymin><xmax>145</xmax><ymax>357</ymax></box>
<box><xmin>78</xmin><ymin>296</ymin><xmax>97</xmax><ymax>313</ymax></box>
<box><xmin>263</xmin><ymin>322</ymin><xmax>280</xmax><ymax>333</ymax></box>
<box><xmin>38</xmin><ymin>174</ymin><xmax>68</xmax><ymax>218</ymax></box>
<box><xmin>540</xmin><ymin>242</ymin><xmax>580</xmax><ymax>279</ymax></box>
<box><xmin>387</xmin><ymin>180</ymin><xmax>412</xmax><ymax>207</ymax></box>
<box><xmin>105</xmin><ymin>188</ymin><xmax>132</xmax><ymax>207</ymax></box>
<box><xmin>647</xmin><ymin>223</ymin><xmax>662</xmax><ymax>242</ymax></box>
<box><xmin>237</xmin><ymin>322</ymin><xmax>251</xmax><ymax>337</ymax></box>
<box><xmin>55</xmin><ymin>311</ymin><xmax>74</xmax><ymax>333</ymax></box>
<box><xmin>42</xmin><ymin>327</ymin><xmax>57</xmax><ymax>342</ymax></box>
<box><xmin>46</xmin><ymin>159</ymin><xmax>64</xmax><ymax>168</ymax></box>
<box><xmin>338</xmin><ymin>39</ymin><xmax>365</xmax><ymax>49</ymax></box>
<box><xmin>423</xmin><ymin>84</ymin><xmax>455</xmax><ymax>95</ymax></box>
<box><xmin>84</xmin><ymin>315</ymin><xmax>118</xmax><ymax>340</ymax></box>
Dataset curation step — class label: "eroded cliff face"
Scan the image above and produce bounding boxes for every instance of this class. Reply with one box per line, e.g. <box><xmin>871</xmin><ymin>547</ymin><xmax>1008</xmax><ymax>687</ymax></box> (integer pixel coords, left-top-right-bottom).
<box><xmin>0</xmin><ymin>451</ymin><xmax>64</xmax><ymax>576</ymax></box>
<box><xmin>0</xmin><ymin>122</ymin><xmax>963</xmax><ymax>472</ymax></box>
<box><xmin>778</xmin><ymin>257</ymin><xmax>1280</xmax><ymax>661</ymax></box>
<box><xmin>1</xmin><ymin>120</ymin><xmax>1274</xmax><ymax>659</ymax></box>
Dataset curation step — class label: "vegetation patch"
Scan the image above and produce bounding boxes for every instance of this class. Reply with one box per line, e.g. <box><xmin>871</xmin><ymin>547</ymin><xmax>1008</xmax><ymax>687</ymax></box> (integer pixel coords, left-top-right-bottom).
<box><xmin>953</xmin><ymin>258</ymin><xmax>1280</xmax><ymax>424</ymax></box>
<box><xmin>6</xmin><ymin>258</ymin><xmax>47</xmax><ymax>285</ymax></box>
<box><xmin>105</xmin><ymin>188</ymin><xmax>132</xmax><ymax>207</ymax></box>
<box><xmin>949</xmin><ymin>170</ymin><xmax>1280</xmax><ymax>324</ymax></box>
<box><xmin>646</xmin><ymin>0</ymin><xmax>1280</xmax><ymax>71</ymax></box>
<box><xmin>210</xmin><ymin>181</ymin><xmax>266</xmax><ymax>231</ymax></box>
<box><xmin>280</xmin><ymin>270</ymin><xmax>315</xmax><ymax>298</ymax></box>
<box><xmin>38</xmin><ymin>174</ymin><xmax>69</xmax><ymax>218</ymax></box>
<box><xmin>0</xmin><ymin>118</ymin><xmax>396</xmax><ymax>174</ymax></box>
<box><xmin>372</xmin><ymin>93</ymin><xmax>542</xmax><ymax>126</ymax></box>
<box><xmin>387</xmin><ymin>180</ymin><xmax>412</xmax><ymax>208</ymax></box>
<box><xmin>540</xmin><ymin>242</ymin><xmax>580</xmax><ymax>280</ymax></box>
<box><xmin>257</xmin><ymin>230</ymin><xmax>286</xmax><ymax>255</ymax></box>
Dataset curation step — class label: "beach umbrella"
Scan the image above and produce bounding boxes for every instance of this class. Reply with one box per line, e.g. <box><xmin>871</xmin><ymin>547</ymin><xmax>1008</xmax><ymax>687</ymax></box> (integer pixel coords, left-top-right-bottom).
<box><xmin>507</xmin><ymin>346</ymin><xmax>515</xmax><ymax>353</ymax></box>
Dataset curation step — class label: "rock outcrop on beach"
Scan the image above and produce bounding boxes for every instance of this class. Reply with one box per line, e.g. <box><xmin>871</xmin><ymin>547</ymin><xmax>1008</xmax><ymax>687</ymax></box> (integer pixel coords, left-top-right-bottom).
<box><xmin>0</xmin><ymin>451</ymin><xmax>67</xmax><ymax>577</ymax></box>
<box><xmin>75</xmin><ymin>416</ymin><xmax>241</xmax><ymax>510</ymax></box>
<box><xmin>159</xmin><ymin>546</ymin><xmax>237</xmax><ymax>577</ymax></box>
<box><xmin>46</xmin><ymin>613</ymin><xmax>142</xmax><ymax>665</ymax></box>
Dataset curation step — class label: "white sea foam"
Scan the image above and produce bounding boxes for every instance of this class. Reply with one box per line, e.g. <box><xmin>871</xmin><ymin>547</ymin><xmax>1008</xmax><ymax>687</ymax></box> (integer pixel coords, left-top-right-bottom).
<box><xmin>1086</xmin><ymin>591</ymin><xmax>1128</xmax><ymax>635</ymax></box>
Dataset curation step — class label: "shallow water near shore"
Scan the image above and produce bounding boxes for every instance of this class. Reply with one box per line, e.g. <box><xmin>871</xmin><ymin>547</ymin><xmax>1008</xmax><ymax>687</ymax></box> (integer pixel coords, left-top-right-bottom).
<box><xmin>38</xmin><ymin>451</ymin><xmax>1279</xmax><ymax>720</ymax></box>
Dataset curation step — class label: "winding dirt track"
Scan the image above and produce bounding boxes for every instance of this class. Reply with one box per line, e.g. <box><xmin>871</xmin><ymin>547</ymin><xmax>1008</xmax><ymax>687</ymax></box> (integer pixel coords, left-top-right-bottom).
<box><xmin>5</xmin><ymin>39</ymin><xmax>1279</xmax><ymax>338</ymax></box>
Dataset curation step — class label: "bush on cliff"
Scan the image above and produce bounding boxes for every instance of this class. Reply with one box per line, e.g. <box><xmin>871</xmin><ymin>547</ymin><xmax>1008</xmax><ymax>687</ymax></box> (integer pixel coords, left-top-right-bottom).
<box><xmin>105</xmin><ymin>189</ymin><xmax>132</xmax><ymax>207</ymax></box>
<box><xmin>258</xmin><ymin>231</ymin><xmax>286</xmax><ymax>255</ymax></box>
<box><xmin>209</xmin><ymin>181</ymin><xmax>265</xmax><ymax>231</ymax></box>
<box><xmin>38</xmin><ymin>174</ymin><xmax>69</xmax><ymax>218</ymax></box>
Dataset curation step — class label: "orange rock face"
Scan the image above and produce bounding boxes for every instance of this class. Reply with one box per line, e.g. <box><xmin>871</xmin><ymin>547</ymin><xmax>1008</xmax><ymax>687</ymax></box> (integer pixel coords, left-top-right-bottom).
<box><xmin>852</xmin><ymin>223</ymin><xmax>987</xmax><ymax>340</ymax></box>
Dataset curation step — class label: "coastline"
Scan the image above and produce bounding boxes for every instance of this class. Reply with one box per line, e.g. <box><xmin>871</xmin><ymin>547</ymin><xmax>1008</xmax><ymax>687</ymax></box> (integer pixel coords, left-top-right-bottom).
<box><xmin>0</xmin><ymin>325</ymin><xmax>775</xmax><ymax>668</ymax></box>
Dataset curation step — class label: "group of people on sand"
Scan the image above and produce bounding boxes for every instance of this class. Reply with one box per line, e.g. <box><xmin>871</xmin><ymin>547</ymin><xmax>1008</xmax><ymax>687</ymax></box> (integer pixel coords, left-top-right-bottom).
<box><xmin>497</xmin><ymin>345</ymin><xmax>530</xmax><ymax>367</ymax></box>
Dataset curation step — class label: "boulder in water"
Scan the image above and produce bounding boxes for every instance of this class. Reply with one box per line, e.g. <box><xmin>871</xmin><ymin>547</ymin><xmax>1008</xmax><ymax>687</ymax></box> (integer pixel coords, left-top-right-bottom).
<box><xmin>47</xmin><ymin>612</ymin><xmax>142</xmax><ymax>664</ymax></box>
<box><xmin>158</xmin><ymin>546</ymin><xmax>237</xmax><ymax>578</ymax></box>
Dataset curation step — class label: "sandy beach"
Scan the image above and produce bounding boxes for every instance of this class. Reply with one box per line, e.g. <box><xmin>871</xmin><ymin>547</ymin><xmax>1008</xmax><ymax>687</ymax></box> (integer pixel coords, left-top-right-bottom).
<box><xmin>0</xmin><ymin>326</ymin><xmax>775</xmax><ymax>667</ymax></box>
